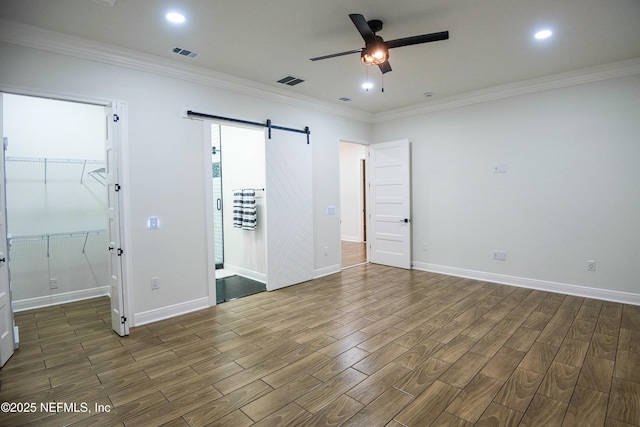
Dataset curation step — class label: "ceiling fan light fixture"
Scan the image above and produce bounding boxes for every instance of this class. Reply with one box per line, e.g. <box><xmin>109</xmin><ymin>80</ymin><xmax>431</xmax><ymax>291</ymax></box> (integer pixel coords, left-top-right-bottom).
<box><xmin>361</xmin><ymin>44</ymin><xmax>388</xmax><ymax>65</ymax></box>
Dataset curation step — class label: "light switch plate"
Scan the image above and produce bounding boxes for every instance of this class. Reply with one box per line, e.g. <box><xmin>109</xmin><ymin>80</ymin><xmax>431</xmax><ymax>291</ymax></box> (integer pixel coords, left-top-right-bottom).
<box><xmin>148</xmin><ymin>217</ymin><xmax>159</xmax><ymax>230</ymax></box>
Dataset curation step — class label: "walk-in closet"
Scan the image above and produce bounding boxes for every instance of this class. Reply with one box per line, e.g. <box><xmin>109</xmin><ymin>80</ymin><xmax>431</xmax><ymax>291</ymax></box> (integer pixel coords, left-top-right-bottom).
<box><xmin>3</xmin><ymin>94</ymin><xmax>108</xmax><ymax>311</ymax></box>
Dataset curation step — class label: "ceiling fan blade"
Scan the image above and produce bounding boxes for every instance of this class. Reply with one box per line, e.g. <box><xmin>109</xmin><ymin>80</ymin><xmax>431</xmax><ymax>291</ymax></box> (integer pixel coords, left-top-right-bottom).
<box><xmin>309</xmin><ymin>48</ymin><xmax>363</xmax><ymax>61</ymax></box>
<box><xmin>378</xmin><ymin>60</ymin><xmax>392</xmax><ymax>74</ymax></box>
<box><xmin>385</xmin><ymin>31</ymin><xmax>449</xmax><ymax>49</ymax></box>
<box><xmin>349</xmin><ymin>13</ymin><xmax>377</xmax><ymax>45</ymax></box>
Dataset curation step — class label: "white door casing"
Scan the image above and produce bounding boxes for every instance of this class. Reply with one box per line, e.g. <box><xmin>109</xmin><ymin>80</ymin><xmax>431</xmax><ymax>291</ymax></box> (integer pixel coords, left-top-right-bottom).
<box><xmin>265</xmin><ymin>129</ymin><xmax>313</xmax><ymax>290</ymax></box>
<box><xmin>368</xmin><ymin>139</ymin><xmax>412</xmax><ymax>269</ymax></box>
<box><xmin>0</xmin><ymin>93</ymin><xmax>16</xmax><ymax>367</ymax></box>
<box><xmin>106</xmin><ymin>102</ymin><xmax>128</xmax><ymax>336</ymax></box>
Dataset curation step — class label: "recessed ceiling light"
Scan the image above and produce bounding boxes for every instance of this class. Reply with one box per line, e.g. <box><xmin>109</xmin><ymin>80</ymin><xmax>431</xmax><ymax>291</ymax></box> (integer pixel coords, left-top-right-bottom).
<box><xmin>534</xmin><ymin>29</ymin><xmax>553</xmax><ymax>40</ymax></box>
<box><xmin>166</xmin><ymin>12</ymin><xmax>186</xmax><ymax>24</ymax></box>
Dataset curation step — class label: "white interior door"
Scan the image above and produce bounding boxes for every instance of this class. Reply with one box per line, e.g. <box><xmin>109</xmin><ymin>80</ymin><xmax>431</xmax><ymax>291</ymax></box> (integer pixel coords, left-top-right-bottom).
<box><xmin>266</xmin><ymin>129</ymin><xmax>313</xmax><ymax>290</ymax></box>
<box><xmin>368</xmin><ymin>139</ymin><xmax>412</xmax><ymax>269</ymax></box>
<box><xmin>0</xmin><ymin>94</ymin><xmax>16</xmax><ymax>367</ymax></box>
<box><xmin>105</xmin><ymin>103</ymin><xmax>128</xmax><ymax>336</ymax></box>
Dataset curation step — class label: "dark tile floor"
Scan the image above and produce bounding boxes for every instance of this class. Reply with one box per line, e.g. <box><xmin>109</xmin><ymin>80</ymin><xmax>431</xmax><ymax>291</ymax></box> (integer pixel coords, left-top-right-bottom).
<box><xmin>216</xmin><ymin>274</ymin><xmax>266</xmax><ymax>303</ymax></box>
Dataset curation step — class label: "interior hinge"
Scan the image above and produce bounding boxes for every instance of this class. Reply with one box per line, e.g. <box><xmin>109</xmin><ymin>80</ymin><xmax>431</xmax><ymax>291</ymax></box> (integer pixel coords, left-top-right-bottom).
<box><xmin>121</xmin><ymin>316</ymin><xmax>127</xmax><ymax>324</ymax></box>
<box><xmin>115</xmin><ymin>184</ymin><xmax>121</xmax><ymax>192</ymax></box>
<box><xmin>113</xmin><ymin>114</ymin><xmax>120</xmax><ymax>122</ymax></box>
<box><xmin>117</xmin><ymin>248</ymin><xmax>123</xmax><ymax>256</ymax></box>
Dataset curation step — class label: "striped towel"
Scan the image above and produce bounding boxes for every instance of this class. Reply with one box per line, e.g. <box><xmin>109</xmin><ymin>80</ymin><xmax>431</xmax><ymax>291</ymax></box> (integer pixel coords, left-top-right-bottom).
<box><xmin>232</xmin><ymin>189</ymin><xmax>257</xmax><ymax>230</ymax></box>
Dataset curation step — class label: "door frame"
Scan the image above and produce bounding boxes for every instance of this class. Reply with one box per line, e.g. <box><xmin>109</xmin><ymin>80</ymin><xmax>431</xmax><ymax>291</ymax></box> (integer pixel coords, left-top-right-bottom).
<box><xmin>0</xmin><ymin>93</ymin><xmax>16</xmax><ymax>367</ymax></box>
<box><xmin>201</xmin><ymin>119</ymin><xmax>267</xmax><ymax>305</ymax></box>
<box><xmin>338</xmin><ymin>139</ymin><xmax>371</xmax><ymax>267</ymax></box>
<box><xmin>0</xmin><ymin>85</ymin><xmax>132</xmax><ymax>331</ymax></box>
<box><xmin>202</xmin><ymin>120</ymin><xmax>217</xmax><ymax>306</ymax></box>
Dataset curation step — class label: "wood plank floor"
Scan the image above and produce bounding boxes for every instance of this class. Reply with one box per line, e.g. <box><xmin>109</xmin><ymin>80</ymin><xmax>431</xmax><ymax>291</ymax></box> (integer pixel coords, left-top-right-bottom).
<box><xmin>2</xmin><ymin>264</ymin><xmax>639</xmax><ymax>426</ymax></box>
<box><xmin>341</xmin><ymin>241</ymin><xmax>366</xmax><ymax>268</ymax></box>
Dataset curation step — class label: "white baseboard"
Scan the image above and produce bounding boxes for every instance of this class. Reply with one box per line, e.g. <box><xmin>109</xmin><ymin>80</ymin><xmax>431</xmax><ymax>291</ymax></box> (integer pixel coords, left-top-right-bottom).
<box><xmin>223</xmin><ymin>264</ymin><xmax>266</xmax><ymax>283</ymax></box>
<box><xmin>12</xmin><ymin>286</ymin><xmax>110</xmax><ymax>312</ymax></box>
<box><xmin>413</xmin><ymin>262</ymin><xmax>640</xmax><ymax>306</ymax></box>
<box><xmin>314</xmin><ymin>264</ymin><xmax>341</xmax><ymax>279</ymax></box>
<box><xmin>134</xmin><ymin>297</ymin><xmax>209</xmax><ymax>326</ymax></box>
<box><xmin>341</xmin><ymin>236</ymin><xmax>362</xmax><ymax>243</ymax></box>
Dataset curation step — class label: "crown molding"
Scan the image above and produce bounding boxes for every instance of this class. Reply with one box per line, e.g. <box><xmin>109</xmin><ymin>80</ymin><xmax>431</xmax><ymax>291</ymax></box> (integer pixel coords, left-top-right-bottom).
<box><xmin>0</xmin><ymin>19</ymin><xmax>373</xmax><ymax>123</ymax></box>
<box><xmin>2</xmin><ymin>19</ymin><xmax>638</xmax><ymax>125</ymax></box>
<box><xmin>374</xmin><ymin>56</ymin><xmax>640</xmax><ymax>122</ymax></box>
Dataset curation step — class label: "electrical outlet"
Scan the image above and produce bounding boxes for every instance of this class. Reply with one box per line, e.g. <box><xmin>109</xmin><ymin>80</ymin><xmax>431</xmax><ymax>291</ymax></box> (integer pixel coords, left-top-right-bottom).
<box><xmin>493</xmin><ymin>163</ymin><xmax>508</xmax><ymax>173</ymax></box>
<box><xmin>151</xmin><ymin>277</ymin><xmax>160</xmax><ymax>290</ymax></box>
<box><xmin>492</xmin><ymin>251</ymin><xmax>507</xmax><ymax>261</ymax></box>
<box><xmin>422</xmin><ymin>244</ymin><xmax>428</xmax><ymax>251</ymax></box>
<box><xmin>587</xmin><ymin>260</ymin><xmax>596</xmax><ymax>271</ymax></box>
<box><xmin>49</xmin><ymin>278</ymin><xmax>58</xmax><ymax>289</ymax></box>
<box><xmin>323</xmin><ymin>246</ymin><xmax>329</xmax><ymax>256</ymax></box>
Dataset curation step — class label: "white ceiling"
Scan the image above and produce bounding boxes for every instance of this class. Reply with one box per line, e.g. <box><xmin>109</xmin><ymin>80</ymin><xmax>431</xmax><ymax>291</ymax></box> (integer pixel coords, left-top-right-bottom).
<box><xmin>1</xmin><ymin>0</ymin><xmax>639</xmax><ymax>114</ymax></box>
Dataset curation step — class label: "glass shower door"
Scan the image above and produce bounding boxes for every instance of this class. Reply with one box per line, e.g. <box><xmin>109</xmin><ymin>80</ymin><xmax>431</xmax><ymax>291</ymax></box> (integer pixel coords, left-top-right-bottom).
<box><xmin>211</xmin><ymin>124</ymin><xmax>224</xmax><ymax>268</ymax></box>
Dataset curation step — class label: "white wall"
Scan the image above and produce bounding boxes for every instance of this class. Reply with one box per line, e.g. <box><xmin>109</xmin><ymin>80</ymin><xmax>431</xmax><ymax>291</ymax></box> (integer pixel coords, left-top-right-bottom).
<box><xmin>0</xmin><ymin>36</ymin><xmax>371</xmax><ymax>323</ymax></box>
<box><xmin>339</xmin><ymin>142</ymin><xmax>366</xmax><ymax>242</ymax></box>
<box><xmin>220</xmin><ymin>125</ymin><xmax>267</xmax><ymax>281</ymax></box>
<box><xmin>5</xmin><ymin>22</ymin><xmax>634</xmax><ymax>322</ymax></box>
<box><xmin>3</xmin><ymin>94</ymin><xmax>108</xmax><ymax>309</ymax></box>
<box><xmin>3</xmin><ymin>94</ymin><xmax>104</xmax><ymax>159</ymax></box>
<box><xmin>373</xmin><ymin>74</ymin><xmax>640</xmax><ymax>299</ymax></box>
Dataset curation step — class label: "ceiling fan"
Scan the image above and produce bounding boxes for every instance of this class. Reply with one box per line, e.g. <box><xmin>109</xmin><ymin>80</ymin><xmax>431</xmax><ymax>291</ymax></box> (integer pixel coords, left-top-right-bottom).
<box><xmin>310</xmin><ymin>13</ymin><xmax>449</xmax><ymax>74</ymax></box>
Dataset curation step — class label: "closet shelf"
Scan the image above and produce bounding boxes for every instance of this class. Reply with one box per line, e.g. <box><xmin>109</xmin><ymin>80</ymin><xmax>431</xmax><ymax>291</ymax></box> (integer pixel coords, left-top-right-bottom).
<box><xmin>9</xmin><ymin>229</ymin><xmax>107</xmax><ymax>257</ymax></box>
<box><xmin>6</xmin><ymin>156</ymin><xmax>105</xmax><ymax>184</ymax></box>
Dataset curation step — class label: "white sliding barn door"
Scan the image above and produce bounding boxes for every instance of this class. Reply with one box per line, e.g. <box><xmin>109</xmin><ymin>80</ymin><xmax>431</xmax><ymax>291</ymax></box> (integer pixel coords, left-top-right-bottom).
<box><xmin>265</xmin><ymin>129</ymin><xmax>313</xmax><ymax>291</ymax></box>
<box><xmin>368</xmin><ymin>139</ymin><xmax>412</xmax><ymax>269</ymax></box>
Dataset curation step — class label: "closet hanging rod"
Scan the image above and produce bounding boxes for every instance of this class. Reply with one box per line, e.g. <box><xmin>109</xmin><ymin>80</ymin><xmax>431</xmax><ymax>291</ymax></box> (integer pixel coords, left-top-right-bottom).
<box><xmin>10</xmin><ymin>229</ymin><xmax>106</xmax><ymax>257</ymax></box>
<box><xmin>186</xmin><ymin>110</ymin><xmax>310</xmax><ymax>144</ymax></box>
<box><xmin>7</xmin><ymin>156</ymin><xmax>103</xmax><ymax>164</ymax></box>
<box><xmin>10</xmin><ymin>229</ymin><xmax>107</xmax><ymax>241</ymax></box>
<box><xmin>7</xmin><ymin>157</ymin><xmax>104</xmax><ymax>184</ymax></box>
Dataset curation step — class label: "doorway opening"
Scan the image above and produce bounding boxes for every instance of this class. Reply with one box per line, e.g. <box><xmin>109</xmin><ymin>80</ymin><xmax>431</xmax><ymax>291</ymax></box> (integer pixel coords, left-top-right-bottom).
<box><xmin>4</xmin><ymin>94</ymin><xmax>110</xmax><ymax>312</ymax></box>
<box><xmin>339</xmin><ymin>141</ymin><xmax>367</xmax><ymax>268</ymax></box>
<box><xmin>1</xmin><ymin>92</ymin><xmax>128</xmax><ymax>355</ymax></box>
<box><xmin>210</xmin><ymin>124</ymin><xmax>266</xmax><ymax>303</ymax></box>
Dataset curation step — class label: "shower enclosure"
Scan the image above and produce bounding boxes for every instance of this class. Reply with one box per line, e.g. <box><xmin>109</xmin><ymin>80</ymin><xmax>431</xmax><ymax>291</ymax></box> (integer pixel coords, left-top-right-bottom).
<box><xmin>211</xmin><ymin>124</ymin><xmax>224</xmax><ymax>269</ymax></box>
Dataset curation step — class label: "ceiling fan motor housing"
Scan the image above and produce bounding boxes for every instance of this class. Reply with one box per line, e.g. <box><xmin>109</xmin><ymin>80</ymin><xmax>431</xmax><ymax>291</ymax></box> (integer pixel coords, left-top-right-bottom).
<box><xmin>367</xmin><ymin>19</ymin><xmax>383</xmax><ymax>33</ymax></box>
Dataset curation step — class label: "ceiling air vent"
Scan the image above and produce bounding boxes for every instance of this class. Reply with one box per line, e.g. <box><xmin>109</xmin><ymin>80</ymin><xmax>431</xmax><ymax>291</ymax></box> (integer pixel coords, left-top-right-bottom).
<box><xmin>277</xmin><ymin>76</ymin><xmax>305</xmax><ymax>86</ymax></box>
<box><xmin>91</xmin><ymin>0</ymin><xmax>117</xmax><ymax>6</ymax></box>
<box><xmin>171</xmin><ymin>47</ymin><xmax>200</xmax><ymax>59</ymax></box>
